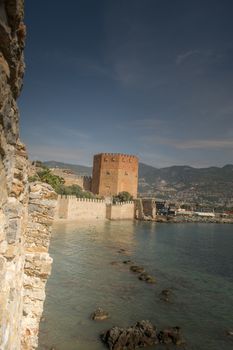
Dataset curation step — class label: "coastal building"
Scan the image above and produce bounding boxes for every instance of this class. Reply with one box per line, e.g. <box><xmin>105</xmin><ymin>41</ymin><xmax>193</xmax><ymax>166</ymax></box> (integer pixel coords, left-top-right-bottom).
<box><xmin>91</xmin><ymin>153</ymin><xmax>139</xmax><ymax>198</ymax></box>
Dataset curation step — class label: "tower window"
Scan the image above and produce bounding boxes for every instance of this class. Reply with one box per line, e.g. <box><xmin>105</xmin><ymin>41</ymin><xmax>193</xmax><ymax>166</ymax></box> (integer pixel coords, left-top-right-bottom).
<box><xmin>106</xmin><ymin>171</ymin><xmax>110</xmax><ymax>175</ymax></box>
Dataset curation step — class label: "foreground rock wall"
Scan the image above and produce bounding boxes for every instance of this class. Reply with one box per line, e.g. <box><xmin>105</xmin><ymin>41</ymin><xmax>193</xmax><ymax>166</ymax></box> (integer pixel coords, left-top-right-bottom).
<box><xmin>21</xmin><ymin>183</ymin><xmax>57</xmax><ymax>349</ymax></box>
<box><xmin>0</xmin><ymin>1</ymin><xmax>56</xmax><ymax>349</ymax></box>
<box><xmin>0</xmin><ymin>1</ymin><xmax>27</xmax><ymax>348</ymax></box>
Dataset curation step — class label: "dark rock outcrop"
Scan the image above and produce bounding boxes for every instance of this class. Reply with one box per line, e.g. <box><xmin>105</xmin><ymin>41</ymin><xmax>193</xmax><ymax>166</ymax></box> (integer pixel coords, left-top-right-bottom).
<box><xmin>158</xmin><ymin>327</ymin><xmax>185</xmax><ymax>345</ymax></box>
<box><xmin>101</xmin><ymin>320</ymin><xmax>158</xmax><ymax>349</ymax></box>
<box><xmin>102</xmin><ymin>322</ymin><xmax>186</xmax><ymax>349</ymax></box>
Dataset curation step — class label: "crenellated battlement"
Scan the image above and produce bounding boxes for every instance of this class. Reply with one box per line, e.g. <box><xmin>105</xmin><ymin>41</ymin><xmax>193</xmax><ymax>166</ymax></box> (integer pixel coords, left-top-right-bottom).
<box><xmin>95</xmin><ymin>153</ymin><xmax>138</xmax><ymax>161</ymax></box>
<box><xmin>58</xmin><ymin>195</ymin><xmax>104</xmax><ymax>203</ymax></box>
<box><xmin>112</xmin><ymin>201</ymin><xmax>134</xmax><ymax>206</ymax></box>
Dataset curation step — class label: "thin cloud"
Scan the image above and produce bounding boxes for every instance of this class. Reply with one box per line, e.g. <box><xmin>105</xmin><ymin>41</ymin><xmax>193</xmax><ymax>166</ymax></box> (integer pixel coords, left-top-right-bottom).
<box><xmin>175</xmin><ymin>139</ymin><xmax>233</xmax><ymax>149</ymax></box>
<box><xmin>176</xmin><ymin>50</ymin><xmax>200</xmax><ymax>65</ymax></box>
<box><xmin>142</xmin><ymin>136</ymin><xmax>233</xmax><ymax>150</ymax></box>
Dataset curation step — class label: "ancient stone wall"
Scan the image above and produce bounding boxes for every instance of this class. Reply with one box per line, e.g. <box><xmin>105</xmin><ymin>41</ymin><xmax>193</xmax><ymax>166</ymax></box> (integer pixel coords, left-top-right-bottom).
<box><xmin>141</xmin><ymin>199</ymin><xmax>156</xmax><ymax>218</ymax></box>
<box><xmin>55</xmin><ymin>196</ymin><xmax>106</xmax><ymax>220</ymax></box>
<box><xmin>91</xmin><ymin>153</ymin><xmax>138</xmax><ymax>198</ymax></box>
<box><xmin>134</xmin><ymin>199</ymin><xmax>157</xmax><ymax>220</ymax></box>
<box><xmin>51</xmin><ymin>168</ymin><xmax>92</xmax><ymax>191</ymax></box>
<box><xmin>0</xmin><ymin>1</ymin><xmax>57</xmax><ymax>349</ymax></box>
<box><xmin>55</xmin><ymin>196</ymin><xmax>136</xmax><ymax>221</ymax></box>
<box><xmin>106</xmin><ymin>202</ymin><xmax>135</xmax><ymax>220</ymax></box>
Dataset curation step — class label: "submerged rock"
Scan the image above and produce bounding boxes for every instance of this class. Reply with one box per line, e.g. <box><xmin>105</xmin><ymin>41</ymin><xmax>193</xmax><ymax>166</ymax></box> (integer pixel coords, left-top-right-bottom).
<box><xmin>123</xmin><ymin>260</ymin><xmax>133</xmax><ymax>265</ymax></box>
<box><xmin>117</xmin><ymin>248</ymin><xmax>127</xmax><ymax>254</ymax></box>
<box><xmin>130</xmin><ymin>265</ymin><xmax>145</xmax><ymax>273</ymax></box>
<box><xmin>158</xmin><ymin>326</ymin><xmax>185</xmax><ymax>345</ymax></box>
<box><xmin>138</xmin><ymin>273</ymin><xmax>156</xmax><ymax>284</ymax></box>
<box><xmin>91</xmin><ymin>308</ymin><xmax>109</xmax><ymax>321</ymax></box>
<box><xmin>159</xmin><ymin>289</ymin><xmax>172</xmax><ymax>302</ymax></box>
<box><xmin>226</xmin><ymin>330</ymin><xmax>233</xmax><ymax>337</ymax></box>
<box><xmin>101</xmin><ymin>320</ymin><xmax>158</xmax><ymax>349</ymax></box>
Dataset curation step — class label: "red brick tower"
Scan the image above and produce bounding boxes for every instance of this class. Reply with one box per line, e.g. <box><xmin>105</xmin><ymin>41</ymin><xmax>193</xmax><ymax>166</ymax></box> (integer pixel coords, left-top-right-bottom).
<box><xmin>91</xmin><ymin>153</ymin><xmax>138</xmax><ymax>198</ymax></box>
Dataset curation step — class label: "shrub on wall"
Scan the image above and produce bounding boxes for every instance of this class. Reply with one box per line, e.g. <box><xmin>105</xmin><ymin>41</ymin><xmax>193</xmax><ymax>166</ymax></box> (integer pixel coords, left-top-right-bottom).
<box><xmin>29</xmin><ymin>168</ymin><xmax>65</xmax><ymax>193</ymax></box>
<box><xmin>113</xmin><ymin>191</ymin><xmax>133</xmax><ymax>203</ymax></box>
<box><xmin>58</xmin><ymin>184</ymin><xmax>96</xmax><ymax>199</ymax></box>
<box><xmin>29</xmin><ymin>166</ymin><xmax>97</xmax><ymax>198</ymax></box>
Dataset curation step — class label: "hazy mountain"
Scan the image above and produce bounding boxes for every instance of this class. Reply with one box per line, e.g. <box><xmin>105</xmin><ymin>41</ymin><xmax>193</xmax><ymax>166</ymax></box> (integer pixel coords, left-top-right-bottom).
<box><xmin>139</xmin><ymin>163</ymin><xmax>233</xmax><ymax>185</ymax></box>
<box><xmin>138</xmin><ymin>163</ymin><xmax>233</xmax><ymax>208</ymax></box>
<box><xmin>43</xmin><ymin>161</ymin><xmax>92</xmax><ymax>176</ymax></box>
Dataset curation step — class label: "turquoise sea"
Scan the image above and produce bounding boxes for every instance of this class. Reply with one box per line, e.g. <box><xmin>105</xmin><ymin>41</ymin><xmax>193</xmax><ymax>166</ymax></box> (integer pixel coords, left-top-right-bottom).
<box><xmin>38</xmin><ymin>221</ymin><xmax>233</xmax><ymax>350</ymax></box>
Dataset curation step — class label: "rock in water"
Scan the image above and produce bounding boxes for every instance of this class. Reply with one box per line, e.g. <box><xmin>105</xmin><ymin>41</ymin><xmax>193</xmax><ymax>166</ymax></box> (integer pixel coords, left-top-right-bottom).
<box><xmin>159</xmin><ymin>289</ymin><xmax>172</xmax><ymax>302</ymax></box>
<box><xmin>158</xmin><ymin>326</ymin><xmax>185</xmax><ymax>345</ymax></box>
<box><xmin>123</xmin><ymin>260</ymin><xmax>133</xmax><ymax>265</ymax></box>
<box><xmin>138</xmin><ymin>272</ymin><xmax>156</xmax><ymax>284</ymax></box>
<box><xmin>226</xmin><ymin>330</ymin><xmax>233</xmax><ymax>337</ymax></box>
<box><xmin>91</xmin><ymin>308</ymin><xmax>109</xmax><ymax>321</ymax></box>
<box><xmin>101</xmin><ymin>320</ymin><xmax>158</xmax><ymax>349</ymax></box>
<box><xmin>130</xmin><ymin>265</ymin><xmax>145</xmax><ymax>273</ymax></box>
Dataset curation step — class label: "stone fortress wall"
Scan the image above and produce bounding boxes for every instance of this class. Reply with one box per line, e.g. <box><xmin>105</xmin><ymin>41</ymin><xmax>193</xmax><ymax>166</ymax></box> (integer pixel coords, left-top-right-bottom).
<box><xmin>51</xmin><ymin>168</ymin><xmax>92</xmax><ymax>191</ymax></box>
<box><xmin>0</xmin><ymin>2</ymin><xmax>57</xmax><ymax>349</ymax></box>
<box><xmin>55</xmin><ymin>196</ymin><xmax>106</xmax><ymax>220</ymax></box>
<box><xmin>91</xmin><ymin>153</ymin><xmax>138</xmax><ymax>198</ymax></box>
<box><xmin>55</xmin><ymin>196</ymin><xmax>135</xmax><ymax>220</ymax></box>
<box><xmin>106</xmin><ymin>202</ymin><xmax>135</xmax><ymax>220</ymax></box>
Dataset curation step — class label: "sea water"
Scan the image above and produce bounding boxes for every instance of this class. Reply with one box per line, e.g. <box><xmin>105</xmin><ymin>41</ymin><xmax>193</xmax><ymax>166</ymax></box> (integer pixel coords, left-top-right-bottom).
<box><xmin>38</xmin><ymin>221</ymin><xmax>233</xmax><ymax>350</ymax></box>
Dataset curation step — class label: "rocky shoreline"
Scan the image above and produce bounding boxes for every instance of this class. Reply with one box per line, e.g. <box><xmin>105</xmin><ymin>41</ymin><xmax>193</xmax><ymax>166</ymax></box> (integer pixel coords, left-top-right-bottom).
<box><xmin>141</xmin><ymin>215</ymin><xmax>233</xmax><ymax>224</ymax></box>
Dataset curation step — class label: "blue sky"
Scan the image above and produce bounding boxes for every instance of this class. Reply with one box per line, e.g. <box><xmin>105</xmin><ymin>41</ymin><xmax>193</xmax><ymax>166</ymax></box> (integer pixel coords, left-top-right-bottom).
<box><xmin>19</xmin><ymin>0</ymin><xmax>233</xmax><ymax>167</ymax></box>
